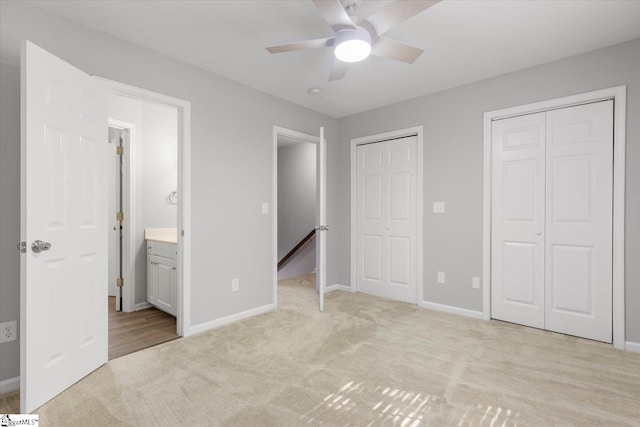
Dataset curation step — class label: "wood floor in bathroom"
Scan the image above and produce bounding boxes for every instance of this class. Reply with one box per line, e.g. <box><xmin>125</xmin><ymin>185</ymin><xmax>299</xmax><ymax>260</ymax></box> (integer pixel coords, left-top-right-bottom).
<box><xmin>108</xmin><ymin>297</ymin><xmax>179</xmax><ymax>360</ymax></box>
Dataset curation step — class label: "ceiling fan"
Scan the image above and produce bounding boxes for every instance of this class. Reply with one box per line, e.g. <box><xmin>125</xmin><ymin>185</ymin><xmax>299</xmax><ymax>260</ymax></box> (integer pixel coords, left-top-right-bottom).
<box><xmin>266</xmin><ymin>0</ymin><xmax>440</xmax><ymax>81</ymax></box>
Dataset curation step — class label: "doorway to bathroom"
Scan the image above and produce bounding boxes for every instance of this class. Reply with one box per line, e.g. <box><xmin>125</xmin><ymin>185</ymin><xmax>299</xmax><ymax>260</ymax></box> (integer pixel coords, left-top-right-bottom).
<box><xmin>106</xmin><ymin>92</ymin><xmax>181</xmax><ymax>359</ymax></box>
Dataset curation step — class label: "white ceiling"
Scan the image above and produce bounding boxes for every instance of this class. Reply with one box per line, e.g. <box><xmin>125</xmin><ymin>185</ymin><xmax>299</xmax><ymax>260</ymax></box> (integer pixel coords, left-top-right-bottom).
<box><xmin>25</xmin><ymin>0</ymin><xmax>640</xmax><ymax>118</ymax></box>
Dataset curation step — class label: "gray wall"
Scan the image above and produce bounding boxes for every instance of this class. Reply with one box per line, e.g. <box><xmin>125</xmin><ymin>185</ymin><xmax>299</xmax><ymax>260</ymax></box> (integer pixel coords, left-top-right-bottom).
<box><xmin>0</xmin><ymin>62</ymin><xmax>21</xmax><ymax>382</ymax></box>
<box><xmin>277</xmin><ymin>142</ymin><xmax>316</xmax><ymax>260</ymax></box>
<box><xmin>141</xmin><ymin>102</ymin><xmax>178</xmax><ymax>233</ymax></box>
<box><xmin>140</xmin><ymin>101</ymin><xmax>178</xmax><ymax>305</ymax></box>
<box><xmin>337</xmin><ymin>38</ymin><xmax>640</xmax><ymax>342</ymax></box>
<box><xmin>0</xmin><ymin>1</ymin><xmax>338</xmax><ymax>382</ymax></box>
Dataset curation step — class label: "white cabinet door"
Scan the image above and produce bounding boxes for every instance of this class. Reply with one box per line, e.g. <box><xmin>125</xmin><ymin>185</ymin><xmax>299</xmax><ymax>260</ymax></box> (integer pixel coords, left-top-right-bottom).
<box><xmin>491</xmin><ymin>112</ymin><xmax>546</xmax><ymax>329</ymax></box>
<box><xmin>147</xmin><ymin>255</ymin><xmax>157</xmax><ymax>306</ymax></box>
<box><xmin>544</xmin><ymin>101</ymin><xmax>613</xmax><ymax>342</ymax></box>
<box><xmin>156</xmin><ymin>256</ymin><xmax>176</xmax><ymax>316</ymax></box>
<box><xmin>20</xmin><ymin>41</ymin><xmax>107</xmax><ymax>413</ymax></box>
<box><xmin>356</xmin><ymin>136</ymin><xmax>417</xmax><ymax>303</ymax></box>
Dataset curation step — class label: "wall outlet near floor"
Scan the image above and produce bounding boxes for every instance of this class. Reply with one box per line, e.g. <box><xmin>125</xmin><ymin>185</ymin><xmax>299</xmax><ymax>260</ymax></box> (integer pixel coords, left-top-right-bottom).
<box><xmin>472</xmin><ymin>276</ymin><xmax>481</xmax><ymax>289</ymax></box>
<box><xmin>433</xmin><ymin>201</ymin><xmax>446</xmax><ymax>213</ymax></box>
<box><xmin>437</xmin><ymin>272</ymin><xmax>446</xmax><ymax>284</ymax></box>
<box><xmin>0</xmin><ymin>320</ymin><xmax>17</xmax><ymax>343</ymax></box>
<box><xmin>231</xmin><ymin>278</ymin><xmax>239</xmax><ymax>292</ymax></box>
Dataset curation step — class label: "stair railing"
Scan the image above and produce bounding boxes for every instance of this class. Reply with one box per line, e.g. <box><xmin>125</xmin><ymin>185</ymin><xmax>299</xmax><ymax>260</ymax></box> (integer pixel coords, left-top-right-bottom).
<box><xmin>278</xmin><ymin>229</ymin><xmax>316</xmax><ymax>271</ymax></box>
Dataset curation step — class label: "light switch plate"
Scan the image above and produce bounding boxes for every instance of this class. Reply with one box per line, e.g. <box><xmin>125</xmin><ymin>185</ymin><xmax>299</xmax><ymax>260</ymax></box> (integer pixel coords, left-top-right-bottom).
<box><xmin>472</xmin><ymin>276</ymin><xmax>480</xmax><ymax>289</ymax></box>
<box><xmin>433</xmin><ymin>202</ymin><xmax>445</xmax><ymax>213</ymax></box>
<box><xmin>262</xmin><ymin>202</ymin><xmax>269</xmax><ymax>214</ymax></box>
<box><xmin>437</xmin><ymin>272</ymin><xmax>445</xmax><ymax>284</ymax></box>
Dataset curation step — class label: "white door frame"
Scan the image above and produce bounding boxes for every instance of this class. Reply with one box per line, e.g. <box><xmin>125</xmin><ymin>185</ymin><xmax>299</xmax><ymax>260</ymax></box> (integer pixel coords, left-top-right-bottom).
<box><xmin>350</xmin><ymin>126</ymin><xmax>424</xmax><ymax>303</ymax></box>
<box><xmin>98</xmin><ymin>77</ymin><xmax>192</xmax><ymax>337</ymax></box>
<box><xmin>482</xmin><ymin>86</ymin><xmax>626</xmax><ymax>349</ymax></box>
<box><xmin>272</xmin><ymin>126</ymin><xmax>322</xmax><ymax>308</ymax></box>
<box><xmin>106</xmin><ymin>120</ymin><xmax>131</xmax><ymax>312</ymax></box>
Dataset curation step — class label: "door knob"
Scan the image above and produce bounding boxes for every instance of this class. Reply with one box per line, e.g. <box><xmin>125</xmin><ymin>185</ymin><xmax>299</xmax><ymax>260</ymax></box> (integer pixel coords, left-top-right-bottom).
<box><xmin>535</xmin><ymin>231</ymin><xmax>542</xmax><ymax>236</ymax></box>
<box><xmin>31</xmin><ymin>240</ymin><xmax>52</xmax><ymax>253</ymax></box>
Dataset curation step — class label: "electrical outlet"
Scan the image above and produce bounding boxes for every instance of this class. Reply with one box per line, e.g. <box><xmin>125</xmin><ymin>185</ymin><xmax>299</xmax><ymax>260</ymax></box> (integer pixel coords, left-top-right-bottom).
<box><xmin>433</xmin><ymin>202</ymin><xmax>446</xmax><ymax>214</ymax></box>
<box><xmin>437</xmin><ymin>272</ymin><xmax>445</xmax><ymax>284</ymax></box>
<box><xmin>0</xmin><ymin>320</ymin><xmax>17</xmax><ymax>343</ymax></box>
<box><xmin>232</xmin><ymin>278</ymin><xmax>239</xmax><ymax>292</ymax></box>
<box><xmin>472</xmin><ymin>276</ymin><xmax>481</xmax><ymax>289</ymax></box>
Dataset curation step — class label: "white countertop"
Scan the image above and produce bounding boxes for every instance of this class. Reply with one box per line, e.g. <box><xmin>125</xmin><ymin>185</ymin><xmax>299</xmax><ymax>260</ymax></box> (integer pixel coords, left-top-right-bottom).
<box><xmin>145</xmin><ymin>228</ymin><xmax>177</xmax><ymax>244</ymax></box>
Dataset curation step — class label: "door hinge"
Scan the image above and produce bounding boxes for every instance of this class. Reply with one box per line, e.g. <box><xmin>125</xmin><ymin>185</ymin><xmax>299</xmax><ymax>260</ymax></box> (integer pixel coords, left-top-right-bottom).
<box><xmin>17</xmin><ymin>242</ymin><xmax>26</xmax><ymax>253</ymax></box>
<box><xmin>116</xmin><ymin>145</ymin><xmax>124</xmax><ymax>155</ymax></box>
<box><xmin>116</xmin><ymin>277</ymin><xmax>124</xmax><ymax>287</ymax></box>
<box><xmin>116</xmin><ymin>211</ymin><xmax>124</xmax><ymax>223</ymax></box>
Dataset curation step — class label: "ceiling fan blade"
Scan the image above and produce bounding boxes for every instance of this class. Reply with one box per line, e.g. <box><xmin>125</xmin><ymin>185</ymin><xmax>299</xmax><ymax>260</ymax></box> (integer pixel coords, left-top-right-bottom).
<box><xmin>329</xmin><ymin>58</ymin><xmax>348</xmax><ymax>81</ymax></box>
<box><xmin>364</xmin><ymin>0</ymin><xmax>440</xmax><ymax>35</ymax></box>
<box><xmin>371</xmin><ymin>37</ymin><xmax>423</xmax><ymax>64</ymax></box>
<box><xmin>312</xmin><ymin>0</ymin><xmax>356</xmax><ymax>32</ymax></box>
<box><xmin>266</xmin><ymin>38</ymin><xmax>335</xmax><ymax>54</ymax></box>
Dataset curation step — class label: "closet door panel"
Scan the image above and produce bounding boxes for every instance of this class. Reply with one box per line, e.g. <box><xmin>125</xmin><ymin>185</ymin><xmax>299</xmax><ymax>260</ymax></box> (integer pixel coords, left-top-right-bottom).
<box><xmin>545</xmin><ymin>101</ymin><xmax>613</xmax><ymax>342</ymax></box>
<box><xmin>491</xmin><ymin>113</ymin><xmax>545</xmax><ymax>328</ymax></box>
<box><xmin>356</xmin><ymin>136</ymin><xmax>417</xmax><ymax>303</ymax></box>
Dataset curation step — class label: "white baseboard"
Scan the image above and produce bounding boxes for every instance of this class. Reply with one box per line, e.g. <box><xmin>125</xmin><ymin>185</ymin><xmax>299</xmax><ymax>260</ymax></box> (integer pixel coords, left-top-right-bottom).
<box><xmin>134</xmin><ymin>302</ymin><xmax>152</xmax><ymax>311</ymax></box>
<box><xmin>419</xmin><ymin>300</ymin><xmax>484</xmax><ymax>320</ymax></box>
<box><xmin>186</xmin><ymin>303</ymin><xmax>276</xmax><ymax>337</ymax></box>
<box><xmin>0</xmin><ymin>376</ymin><xmax>19</xmax><ymax>394</ymax></box>
<box><xmin>625</xmin><ymin>341</ymin><xmax>640</xmax><ymax>353</ymax></box>
<box><xmin>326</xmin><ymin>284</ymin><xmax>352</xmax><ymax>293</ymax></box>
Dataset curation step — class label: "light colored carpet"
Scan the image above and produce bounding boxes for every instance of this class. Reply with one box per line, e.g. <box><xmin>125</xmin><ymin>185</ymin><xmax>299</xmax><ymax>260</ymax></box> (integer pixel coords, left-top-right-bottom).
<box><xmin>1</xmin><ymin>274</ymin><xmax>639</xmax><ymax>426</ymax></box>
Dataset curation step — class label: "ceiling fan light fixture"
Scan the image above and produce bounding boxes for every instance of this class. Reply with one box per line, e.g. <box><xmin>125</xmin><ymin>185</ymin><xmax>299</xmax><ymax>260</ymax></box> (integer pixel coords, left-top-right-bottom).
<box><xmin>334</xmin><ymin>27</ymin><xmax>371</xmax><ymax>63</ymax></box>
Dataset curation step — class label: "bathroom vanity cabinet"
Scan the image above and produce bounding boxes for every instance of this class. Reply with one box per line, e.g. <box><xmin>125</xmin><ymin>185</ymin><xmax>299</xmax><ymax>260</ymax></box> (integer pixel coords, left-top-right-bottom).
<box><xmin>146</xmin><ymin>239</ymin><xmax>177</xmax><ymax>316</ymax></box>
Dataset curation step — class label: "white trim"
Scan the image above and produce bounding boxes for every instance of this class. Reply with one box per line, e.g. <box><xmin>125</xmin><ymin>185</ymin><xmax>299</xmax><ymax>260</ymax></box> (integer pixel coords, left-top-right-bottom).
<box><xmin>0</xmin><ymin>376</ymin><xmax>20</xmax><ymax>394</ymax></box>
<box><xmin>133</xmin><ymin>302</ymin><xmax>152</xmax><ymax>311</ymax></box>
<box><xmin>350</xmin><ymin>127</ymin><xmax>424</xmax><ymax>304</ymax></box>
<box><xmin>272</xmin><ymin>126</ymin><xmax>322</xmax><ymax>311</ymax></box>
<box><xmin>612</xmin><ymin>89</ymin><xmax>627</xmax><ymax>349</ymax></box>
<box><xmin>325</xmin><ymin>284</ymin><xmax>352</xmax><ymax>293</ymax></box>
<box><xmin>419</xmin><ymin>300</ymin><xmax>485</xmax><ymax>320</ymax></box>
<box><xmin>188</xmin><ymin>303</ymin><xmax>276</xmax><ymax>336</ymax></box>
<box><xmin>97</xmin><ymin>76</ymin><xmax>192</xmax><ymax>338</ymax></box>
<box><xmin>625</xmin><ymin>341</ymin><xmax>640</xmax><ymax>353</ymax></box>
<box><xmin>482</xmin><ymin>86</ymin><xmax>626</xmax><ymax>349</ymax></box>
<box><xmin>107</xmin><ymin>119</ymin><xmax>134</xmax><ymax>314</ymax></box>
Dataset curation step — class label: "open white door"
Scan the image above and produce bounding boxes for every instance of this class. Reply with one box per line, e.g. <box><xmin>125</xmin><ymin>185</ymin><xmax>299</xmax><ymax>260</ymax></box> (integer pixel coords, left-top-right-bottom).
<box><xmin>20</xmin><ymin>41</ymin><xmax>108</xmax><ymax>413</ymax></box>
<box><xmin>316</xmin><ymin>127</ymin><xmax>327</xmax><ymax>312</ymax></box>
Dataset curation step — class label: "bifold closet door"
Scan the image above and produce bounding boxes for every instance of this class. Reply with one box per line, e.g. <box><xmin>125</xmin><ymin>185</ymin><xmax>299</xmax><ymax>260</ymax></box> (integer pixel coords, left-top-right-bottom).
<box><xmin>491</xmin><ymin>112</ymin><xmax>546</xmax><ymax>329</ymax></box>
<box><xmin>356</xmin><ymin>136</ymin><xmax>417</xmax><ymax>303</ymax></box>
<box><xmin>491</xmin><ymin>100</ymin><xmax>613</xmax><ymax>343</ymax></box>
<box><xmin>544</xmin><ymin>101</ymin><xmax>613</xmax><ymax>342</ymax></box>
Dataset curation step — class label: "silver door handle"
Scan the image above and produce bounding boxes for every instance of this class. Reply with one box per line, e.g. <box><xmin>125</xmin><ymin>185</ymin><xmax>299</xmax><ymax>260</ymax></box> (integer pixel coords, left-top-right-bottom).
<box><xmin>315</xmin><ymin>225</ymin><xmax>330</xmax><ymax>231</ymax></box>
<box><xmin>535</xmin><ymin>231</ymin><xmax>542</xmax><ymax>236</ymax></box>
<box><xmin>31</xmin><ymin>240</ymin><xmax>52</xmax><ymax>253</ymax></box>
